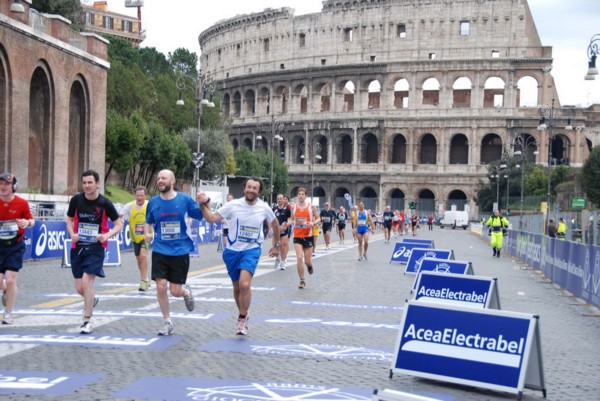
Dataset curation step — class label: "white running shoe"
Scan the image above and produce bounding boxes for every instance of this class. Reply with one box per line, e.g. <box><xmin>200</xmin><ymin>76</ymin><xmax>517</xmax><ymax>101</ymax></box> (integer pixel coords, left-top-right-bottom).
<box><xmin>236</xmin><ymin>316</ymin><xmax>249</xmax><ymax>335</ymax></box>
<box><xmin>158</xmin><ymin>321</ymin><xmax>174</xmax><ymax>336</ymax></box>
<box><xmin>280</xmin><ymin>260</ymin><xmax>286</xmax><ymax>270</ymax></box>
<box><xmin>2</xmin><ymin>312</ymin><xmax>12</xmax><ymax>325</ymax></box>
<box><xmin>80</xmin><ymin>321</ymin><xmax>93</xmax><ymax>334</ymax></box>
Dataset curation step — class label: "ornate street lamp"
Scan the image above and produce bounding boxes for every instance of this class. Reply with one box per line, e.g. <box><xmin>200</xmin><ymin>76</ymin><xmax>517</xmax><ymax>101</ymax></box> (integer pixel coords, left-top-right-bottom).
<box><xmin>257</xmin><ymin>117</ymin><xmax>284</xmax><ymax>204</ymax></box>
<box><xmin>175</xmin><ymin>66</ymin><xmax>215</xmax><ymax>190</ymax></box>
<box><xmin>584</xmin><ymin>34</ymin><xmax>599</xmax><ymax>80</ymax></box>
<box><xmin>512</xmin><ymin>133</ymin><xmax>538</xmax><ymax>229</ymax></box>
<box><xmin>300</xmin><ymin>142</ymin><xmax>322</xmax><ymax>201</ymax></box>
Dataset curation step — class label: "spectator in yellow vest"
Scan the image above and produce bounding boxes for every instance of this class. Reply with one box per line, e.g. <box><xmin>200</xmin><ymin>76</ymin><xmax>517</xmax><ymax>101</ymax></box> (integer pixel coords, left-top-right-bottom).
<box><xmin>485</xmin><ymin>210</ymin><xmax>509</xmax><ymax>258</ymax></box>
<box><xmin>557</xmin><ymin>218</ymin><xmax>567</xmax><ymax>240</ymax></box>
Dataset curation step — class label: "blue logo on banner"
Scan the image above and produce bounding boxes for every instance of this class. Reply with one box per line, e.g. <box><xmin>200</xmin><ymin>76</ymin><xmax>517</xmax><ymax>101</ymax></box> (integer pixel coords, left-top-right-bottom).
<box><xmin>32</xmin><ymin>221</ymin><xmax>68</xmax><ymax>259</ymax></box>
<box><xmin>394</xmin><ymin>303</ymin><xmax>532</xmax><ymax>389</ymax></box>
<box><xmin>414</xmin><ymin>272</ymin><xmax>494</xmax><ymax>308</ymax></box>
<box><xmin>0</xmin><ymin>371</ymin><xmax>101</xmax><ymax>396</ymax></box>
<box><xmin>418</xmin><ymin>258</ymin><xmax>470</xmax><ymax>275</ymax></box>
<box><xmin>0</xmin><ymin>332</ymin><xmax>182</xmax><ymax>350</ymax></box>
<box><xmin>405</xmin><ymin>249</ymin><xmax>453</xmax><ymax>274</ymax></box>
<box><xmin>199</xmin><ymin>339</ymin><xmax>393</xmax><ymax>361</ymax></box>
<box><xmin>390</xmin><ymin>242</ymin><xmax>427</xmax><ymax>264</ymax></box>
<box><xmin>114</xmin><ymin>378</ymin><xmax>373</xmax><ymax>400</ymax></box>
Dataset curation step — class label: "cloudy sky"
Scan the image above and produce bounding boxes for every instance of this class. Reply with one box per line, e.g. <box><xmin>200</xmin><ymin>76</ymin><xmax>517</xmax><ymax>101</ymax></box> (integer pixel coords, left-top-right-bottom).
<box><xmin>102</xmin><ymin>0</ymin><xmax>600</xmax><ymax>106</ymax></box>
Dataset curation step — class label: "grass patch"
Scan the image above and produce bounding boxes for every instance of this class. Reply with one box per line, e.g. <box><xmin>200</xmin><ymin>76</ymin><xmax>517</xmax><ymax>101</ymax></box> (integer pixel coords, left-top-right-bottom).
<box><xmin>105</xmin><ymin>185</ymin><xmax>135</xmax><ymax>205</ymax></box>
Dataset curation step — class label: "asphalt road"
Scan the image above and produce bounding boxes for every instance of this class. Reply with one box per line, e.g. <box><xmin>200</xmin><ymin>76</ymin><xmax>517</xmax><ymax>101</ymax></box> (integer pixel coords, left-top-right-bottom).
<box><xmin>1</xmin><ymin>226</ymin><xmax>599</xmax><ymax>401</ymax></box>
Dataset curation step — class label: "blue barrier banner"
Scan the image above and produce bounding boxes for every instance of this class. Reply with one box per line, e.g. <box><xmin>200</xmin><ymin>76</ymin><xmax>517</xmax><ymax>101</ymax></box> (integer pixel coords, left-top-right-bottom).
<box><xmin>413</xmin><ymin>272</ymin><xmax>499</xmax><ymax>309</ymax></box>
<box><xmin>583</xmin><ymin>245</ymin><xmax>600</xmax><ymax>306</ymax></box>
<box><xmin>566</xmin><ymin>242</ymin><xmax>586</xmax><ymax>298</ymax></box>
<box><xmin>116</xmin><ymin>221</ymin><xmax>133</xmax><ymax>252</ymax></box>
<box><xmin>31</xmin><ymin>221</ymin><xmax>68</xmax><ymax>260</ymax></box>
<box><xmin>540</xmin><ymin>236</ymin><xmax>554</xmax><ymax>281</ymax></box>
<box><xmin>400</xmin><ymin>238</ymin><xmax>434</xmax><ymax>248</ymax></box>
<box><xmin>552</xmin><ymin>239</ymin><xmax>571</xmax><ymax>289</ymax></box>
<box><xmin>390</xmin><ymin>242</ymin><xmax>427</xmax><ymax>264</ymax></box>
<box><xmin>392</xmin><ymin>301</ymin><xmax>545</xmax><ymax>397</ymax></box>
<box><xmin>405</xmin><ymin>249</ymin><xmax>453</xmax><ymax>274</ymax></box>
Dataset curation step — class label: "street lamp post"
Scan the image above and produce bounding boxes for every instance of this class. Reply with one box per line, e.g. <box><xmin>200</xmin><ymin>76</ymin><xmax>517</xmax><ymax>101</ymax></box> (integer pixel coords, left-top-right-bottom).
<box><xmin>537</xmin><ymin>100</ymin><xmax>556</xmax><ymax>234</ymax></box>
<box><xmin>257</xmin><ymin>117</ymin><xmax>284</xmax><ymax>205</ymax></box>
<box><xmin>175</xmin><ymin>66</ymin><xmax>215</xmax><ymax>190</ymax></box>
<box><xmin>300</xmin><ymin>142</ymin><xmax>322</xmax><ymax>201</ymax></box>
<box><xmin>584</xmin><ymin>34</ymin><xmax>599</xmax><ymax>80</ymax></box>
<box><xmin>512</xmin><ymin>133</ymin><xmax>538</xmax><ymax>229</ymax></box>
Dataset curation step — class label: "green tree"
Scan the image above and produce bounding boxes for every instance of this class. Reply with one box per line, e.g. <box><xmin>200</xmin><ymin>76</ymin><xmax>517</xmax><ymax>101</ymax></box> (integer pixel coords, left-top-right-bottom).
<box><xmin>169</xmin><ymin>48</ymin><xmax>198</xmax><ymax>76</ymax></box>
<box><xmin>581</xmin><ymin>146</ymin><xmax>600</xmax><ymax>207</ymax></box>
<box><xmin>105</xmin><ymin>109</ymin><xmax>147</xmax><ymax>182</ymax></box>
<box><xmin>107</xmin><ymin>60</ymin><xmax>154</xmax><ymax>117</ymax></box>
<box><xmin>182</xmin><ymin>127</ymin><xmax>231</xmax><ymax>182</ymax></box>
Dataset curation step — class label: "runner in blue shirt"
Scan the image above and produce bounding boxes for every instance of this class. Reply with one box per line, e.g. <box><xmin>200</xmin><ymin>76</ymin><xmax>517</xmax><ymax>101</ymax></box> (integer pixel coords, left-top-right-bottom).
<box><xmin>144</xmin><ymin>169</ymin><xmax>203</xmax><ymax>336</ymax></box>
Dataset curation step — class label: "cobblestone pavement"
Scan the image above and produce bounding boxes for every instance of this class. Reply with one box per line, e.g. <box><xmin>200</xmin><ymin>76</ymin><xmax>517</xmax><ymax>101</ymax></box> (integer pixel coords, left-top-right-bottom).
<box><xmin>1</xmin><ymin>226</ymin><xmax>599</xmax><ymax>400</ymax></box>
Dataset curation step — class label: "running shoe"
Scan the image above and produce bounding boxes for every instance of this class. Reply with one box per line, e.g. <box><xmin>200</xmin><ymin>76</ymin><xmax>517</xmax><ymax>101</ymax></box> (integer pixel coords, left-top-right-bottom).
<box><xmin>363</xmin><ymin>253</ymin><xmax>368</xmax><ymax>261</ymax></box>
<box><xmin>298</xmin><ymin>280</ymin><xmax>306</xmax><ymax>289</ymax></box>
<box><xmin>236</xmin><ymin>315</ymin><xmax>249</xmax><ymax>335</ymax></box>
<box><xmin>93</xmin><ymin>297</ymin><xmax>99</xmax><ymax>308</ymax></box>
<box><xmin>358</xmin><ymin>256</ymin><xmax>363</xmax><ymax>261</ymax></box>
<box><xmin>139</xmin><ymin>280</ymin><xmax>150</xmax><ymax>292</ymax></box>
<box><xmin>307</xmin><ymin>264</ymin><xmax>314</xmax><ymax>274</ymax></box>
<box><xmin>183</xmin><ymin>284</ymin><xmax>195</xmax><ymax>311</ymax></box>
<box><xmin>279</xmin><ymin>260</ymin><xmax>286</xmax><ymax>270</ymax></box>
<box><xmin>80</xmin><ymin>321</ymin><xmax>93</xmax><ymax>334</ymax></box>
<box><xmin>157</xmin><ymin>321</ymin><xmax>174</xmax><ymax>336</ymax></box>
<box><xmin>274</xmin><ymin>257</ymin><xmax>280</xmax><ymax>269</ymax></box>
<box><xmin>2</xmin><ymin>312</ymin><xmax>12</xmax><ymax>325</ymax></box>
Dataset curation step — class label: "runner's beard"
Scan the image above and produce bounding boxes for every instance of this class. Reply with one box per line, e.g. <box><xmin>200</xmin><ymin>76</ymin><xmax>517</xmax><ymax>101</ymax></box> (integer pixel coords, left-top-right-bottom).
<box><xmin>159</xmin><ymin>184</ymin><xmax>172</xmax><ymax>193</ymax></box>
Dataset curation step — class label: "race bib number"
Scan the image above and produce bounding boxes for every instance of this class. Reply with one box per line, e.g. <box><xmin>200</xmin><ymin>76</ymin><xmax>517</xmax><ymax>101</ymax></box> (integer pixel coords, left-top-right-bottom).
<box><xmin>238</xmin><ymin>225</ymin><xmax>260</xmax><ymax>243</ymax></box>
<box><xmin>358</xmin><ymin>218</ymin><xmax>367</xmax><ymax>227</ymax></box>
<box><xmin>134</xmin><ymin>223</ymin><xmax>145</xmax><ymax>235</ymax></box>
<box><xmin>160</xmin><ymin>221</ymin><xmax>181</xmax><ymax>240</ymax></box>
<box><xmin>0</xmin><ymin>220</ymin><xmax>18</xmax><ymax>240</ymax></box>
<box><xmin>338</xmin><ymin>214</ymin><xmax>346</xmax><ymax>222</ymax></box>
<box><xmin>295</xmin><ymin>217</ymin><xmax>307</xmax><ymax>228</ymax></box>
<box><xmin>322</xmin><ymin>216</ymin><xmax>331</xmax><ymax>223</ymax></box>
<box><xmin>78</xmin><ymin>222</ymin><xmax>99</xmax><ymax>243</ymax></box>
<box><xmin>384</xmin><ymin>215</ymin><xmax>391</xmax><ymax>221</ymax></box>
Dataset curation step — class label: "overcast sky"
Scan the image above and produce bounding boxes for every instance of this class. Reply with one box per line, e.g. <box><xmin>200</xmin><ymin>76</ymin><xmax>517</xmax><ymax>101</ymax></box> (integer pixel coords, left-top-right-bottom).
<box><xmin>101</xmin><ymin>0</ymin><xmax>600</xmax><ymax>107</ymax></box>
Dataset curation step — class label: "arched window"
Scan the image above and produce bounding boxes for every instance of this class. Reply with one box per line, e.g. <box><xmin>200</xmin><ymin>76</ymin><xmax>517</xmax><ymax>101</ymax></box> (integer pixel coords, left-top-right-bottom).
<box><xmin>452</xmin><ymin>77</ymin><xmax>471</xmax><ymax>108</ymax></box>
<box><xmin>419</xmin><ymin>134</ymin><xmax>437</xmax><ymax>164</ymax></box>
<box><xmin>483</xmin><ymin>77</ymin><xmax>505</xmax><ymax>108</ymax></box>
<box><xmin>367</xmin><ymin>80</ymin><xmax>381</xmax><ymax>109</ymax></box>
<box><xmin>390</xmin><ymin>134</ymin><xmax>406</xmax><ymax>164</ymax></box>
<box><xmin>449</xmin><ymin>134</ymin><xmax>469</xmax><ymax>164</ymax></box>
<box><xmin>422</xmin><ymin>78</ymin><xmax>440</xmax><ymax>106</ymax></box>
<box><xmin>393</xmin><ymin>79</ymin><xmax>409</xmax><ymax>109</ymax></box>
<box><xmin>517</xmin><ymin>76</ymin><xmax>538</xmax><ymax>107</ymax></box>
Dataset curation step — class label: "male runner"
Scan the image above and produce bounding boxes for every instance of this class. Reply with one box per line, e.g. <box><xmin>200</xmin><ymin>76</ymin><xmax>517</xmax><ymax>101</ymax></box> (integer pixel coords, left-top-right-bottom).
<box><xmin>272</xmin><ymin>194</ymin><xmax>291</xmax><ymax>270</ymax></box>
<box><xmin>319</xmin><ymin>202</ymin><xmax>336</xmax><ymax>250</ymax></box>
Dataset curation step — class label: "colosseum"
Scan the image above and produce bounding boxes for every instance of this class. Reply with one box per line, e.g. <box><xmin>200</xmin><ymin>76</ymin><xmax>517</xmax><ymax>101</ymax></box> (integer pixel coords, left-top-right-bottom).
<box><xmin>198</xmin><ymin>0</ymin><xmax>596</xmax><ymax>215</ymax></box>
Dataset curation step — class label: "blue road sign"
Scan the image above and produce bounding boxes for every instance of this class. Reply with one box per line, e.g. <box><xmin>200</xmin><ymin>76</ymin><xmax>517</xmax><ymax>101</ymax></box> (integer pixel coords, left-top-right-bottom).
<box><xmin>413</xmin><ymin>271</ymin><xmax>500</xmax><ymax>309</ymax></box>
<box><xmin>410</xmin><ymin>258</ymin><xmax>473</xmax><ymax>292</ymax></box>
<box><xmin>391</xmin><ymin>301</ymin><xmax>546</xmax><ymax>398</ymax></box>
<box><xmin>401</xmin><ymin>238</ymin><xmax>434</xmax><ymax>248</ymax></box>
<box><xmin>404</xmin><ymin>249</ymin><xmax>453</xmax><ymax>274</ymax></box>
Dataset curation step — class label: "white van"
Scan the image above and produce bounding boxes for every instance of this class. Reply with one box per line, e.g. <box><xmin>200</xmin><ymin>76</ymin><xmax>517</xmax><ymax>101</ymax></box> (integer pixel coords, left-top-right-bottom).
<box><xmin>439</xmin><ymin>210</ymin><xmax>469</xmax><ymax>230</ymax></box>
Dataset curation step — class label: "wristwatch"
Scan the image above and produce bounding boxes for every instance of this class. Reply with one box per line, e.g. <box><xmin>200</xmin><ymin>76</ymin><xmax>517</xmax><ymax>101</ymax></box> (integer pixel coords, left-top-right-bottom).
<box><xmin>202</xmin><ymin>197</ymin><xmax>211</xmax><ymax>206</ymax></box>
<box><xmin>274</xmin><ymin>243</ymin><xmax>280</xmax><ymax>248</ymax></box>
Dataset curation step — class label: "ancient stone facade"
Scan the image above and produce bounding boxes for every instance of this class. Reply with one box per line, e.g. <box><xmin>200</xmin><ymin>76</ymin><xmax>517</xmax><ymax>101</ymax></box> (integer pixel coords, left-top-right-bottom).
<box><xmin>0</xmin><ymin>0</ymin><xmax>109</xmax><ymax>195</ymax></box>
<box><xmin>199</xmin><ymin>0</ymin><xmax>595</xmax><ymax>215</ymax></box>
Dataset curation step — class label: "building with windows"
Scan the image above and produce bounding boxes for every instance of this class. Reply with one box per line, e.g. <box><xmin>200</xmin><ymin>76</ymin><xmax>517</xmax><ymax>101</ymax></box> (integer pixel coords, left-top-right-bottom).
<box><xmin>0</xmin><ymin>0</ymin><xmax>109</xmax><ymax>196</ymax></box>
<box><xmin>81</xmin><ymin>1</ymin><xmax>144</xmax><ymax>47</ymax></box>
<box><xmin>199</xmin><ymin>0</ymin><xmax>597</xmax><ymax>215</ymax></box>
